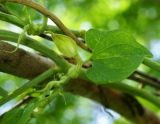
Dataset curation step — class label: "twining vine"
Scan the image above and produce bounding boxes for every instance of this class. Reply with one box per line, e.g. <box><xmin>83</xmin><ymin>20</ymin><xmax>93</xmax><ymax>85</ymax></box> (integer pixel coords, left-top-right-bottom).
<box><xmin>0</xmin><ymin>0</ymin><xmax>160</xmax><ymax>124</ymax></box>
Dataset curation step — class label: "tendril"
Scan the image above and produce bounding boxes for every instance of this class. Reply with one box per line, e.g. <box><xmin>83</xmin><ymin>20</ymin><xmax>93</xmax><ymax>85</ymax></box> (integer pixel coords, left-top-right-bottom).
<box><xmin>0</xmin><ymin>14</ymin><xmax>48</xmax><ymax>53</ymax></box>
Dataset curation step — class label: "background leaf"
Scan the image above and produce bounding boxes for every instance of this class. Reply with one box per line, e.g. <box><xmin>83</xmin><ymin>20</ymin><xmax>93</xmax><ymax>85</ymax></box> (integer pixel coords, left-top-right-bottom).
<box><xmin>0</xmin><ymin>100</ymin><xmax>37</xmax><ymax>124</ymax></box>
<box><xmin>0</xmin><ymin>107</ymin><xmax>23</xmax><ymax>124</ymax></box>
<box><xmin>85</xmin><ymin>29</ymin><xmax>152</xmax><ymax>83</ymax></box>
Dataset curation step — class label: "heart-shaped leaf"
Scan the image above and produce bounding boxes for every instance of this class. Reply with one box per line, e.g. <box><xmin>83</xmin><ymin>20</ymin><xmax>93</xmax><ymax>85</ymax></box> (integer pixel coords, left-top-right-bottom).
<box><xmin>85</xmin><ymin>29</ymin><xmax>152</xmax><ymax>84</ymax></box>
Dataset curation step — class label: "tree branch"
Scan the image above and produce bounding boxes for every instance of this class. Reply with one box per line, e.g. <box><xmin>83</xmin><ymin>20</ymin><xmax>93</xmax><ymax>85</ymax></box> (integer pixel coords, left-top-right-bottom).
<box><xmin>65</xmin><ymin>80</ymin><xmax>160</xmax><ymax>124</ymax></box>
<box><xmin>0</xmin><ymin>41</ymin><xmax>159</xmax><ymax>124</ymax></box>
<box><xmin>0</xmin><ymin>31</ymin><xmax>160</xmax><ymax>107</ymax></box>
<box><xmin>0</xmin><ymin>30</ymin><xmax>70</xmax><ymax>72</ymax></box>
<box><xmin>0</xmin><ymin>41</ymin><xmax>53</xmax><ymax>79</ymax></box>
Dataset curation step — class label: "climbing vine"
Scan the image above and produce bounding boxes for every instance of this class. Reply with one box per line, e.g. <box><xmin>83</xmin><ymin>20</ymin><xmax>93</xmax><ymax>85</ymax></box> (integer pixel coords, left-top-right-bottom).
<box><xmin>0</xmin><ymin>0</ymin><xmax>160</xmax><ymax>124</ymax></box>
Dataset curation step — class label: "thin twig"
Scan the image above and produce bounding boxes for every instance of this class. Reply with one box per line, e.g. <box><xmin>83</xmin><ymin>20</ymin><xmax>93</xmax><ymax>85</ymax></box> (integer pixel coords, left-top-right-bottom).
<box><xmin>7</xmin><ymin>0</ymin><xmax>91</xmax><ymax>52</ymax></box>
<box><xmin>129</xmin><ymin>74</ymin><xmax>160</xmax><ymax>89</ymax></box>
<box><xmin>135</xmin><ymin>71</ymin><xmax>160</xmax><ymax>84</ymax></box>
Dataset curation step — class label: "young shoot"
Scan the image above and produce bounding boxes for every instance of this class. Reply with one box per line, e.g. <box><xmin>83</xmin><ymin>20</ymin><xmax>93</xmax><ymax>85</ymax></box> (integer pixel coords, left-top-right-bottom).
<box><xmin>40</xmin><ymin>32</ymin><xmax>84</xmax><ymax>96</ymax></box>
<box><xmin>0</xmin><ymin>7</ymin><xmax>48</xmax><ymax>53</ymax></box>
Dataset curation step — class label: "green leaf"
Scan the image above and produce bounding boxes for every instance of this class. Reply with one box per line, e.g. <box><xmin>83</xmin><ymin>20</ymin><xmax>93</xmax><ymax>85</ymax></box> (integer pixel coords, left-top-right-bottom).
<box><xmin>0</xmin><ymin>108</ymin><xmax>22</xmax><ymax>124</ymax></box>
<box><xmin>17</xmin><ymin>102</ymin><xmax>36</xmax><ymax>124</ymax></box>
<box><xmin>0</xmin><ymin>100</ymin><xmax>37</xmax><ymax>124</ymax></box>
<box><xmin>85</xmin><ymin>29</ymin><xmax>152</xmax><ymax>84</ymax></box>
<box><xmin>0</xmin><ymin>87</ymin><xmax>8</xmax><ymax>97</ymax></box>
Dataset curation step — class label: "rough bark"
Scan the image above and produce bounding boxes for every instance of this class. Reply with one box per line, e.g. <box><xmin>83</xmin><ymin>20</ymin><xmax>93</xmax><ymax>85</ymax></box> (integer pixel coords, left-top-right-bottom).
<box><xmin>0</xmin><ymin>41</ymin><xmax>160</xmax><ymax>124</ymax></box>
<box><xmin>0</xmin><ymin>41</ymin><xmax>54</xmax><ymax>79</ymax></box>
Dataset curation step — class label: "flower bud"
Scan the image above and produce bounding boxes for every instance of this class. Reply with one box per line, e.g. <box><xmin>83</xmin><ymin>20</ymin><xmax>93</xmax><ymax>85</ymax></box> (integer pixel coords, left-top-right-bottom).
<box><xmin>51</xmin><ymin>33</ymin><xmax>78</xmax><ymax>58</ymax></box>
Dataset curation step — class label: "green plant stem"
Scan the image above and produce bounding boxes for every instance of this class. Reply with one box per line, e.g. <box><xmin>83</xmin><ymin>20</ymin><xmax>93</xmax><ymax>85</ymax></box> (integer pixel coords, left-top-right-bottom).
<box><xmin>106</xmin><ymin>82</ymin><xmax>160</xmax><ymax>108</ymax></box>
<box><xmin>0</xmin><ymin>30</ymin><xmax>159</xmax><ymax>108</ymax></box>
<box><xmin>0</xmin><ymin>3</ymin><xmax>9</xmax><ymax>13</ymax></box>
<box><xmin>0</xmin><ymin>11</ymin><xmax>25</xmax><ymax>27</ymax></box>
<box><xmin>0</xmin><ymin>87</ymin><xmax>8</xmax><ymax>97</ymax></box>
<box><xmin>46</xmin><ymin>25</ymin><xmax>85</xmax><ymax>38</ymax></box>
<box><xmin>73</xmin><ymin>67</ymin><xmax>160</xmax><ymax>108</ymax></box>
<box><xmin>40</xmin><ymin>16</ymin><xmax>47</xmax><ymax>33</ymax></box>
<box><xmin>0</xmin><ymin>30</ymin><xmax>70</xmax><ymax>71</ymax></box>
<box><xmin>38</xmin><ymin>88</ymin><xmax>62</xmax><ymax>108</ymax></box>
<box><xmin>6</xmin><ymin>0</ymin><xmax>90</xmax><ymax>51</ymax></box>
<box><xmin>0</xmin><ymin>12</ymin><xmax>159</xmax><ymax>109</ymax></box>
<box><xmin>143</xmin><ymin>58</ymin><xmax>160</xmax><ymax>71</ymax></box>
<box><xmin>0</xmin><ymin>12</ymin><xmax>85</xmax><ymax>40</ymax></box>
<box><xmin>0</xmin><ymin>67</ymin><xmax>60</xmax><ymax>106</ymax></box>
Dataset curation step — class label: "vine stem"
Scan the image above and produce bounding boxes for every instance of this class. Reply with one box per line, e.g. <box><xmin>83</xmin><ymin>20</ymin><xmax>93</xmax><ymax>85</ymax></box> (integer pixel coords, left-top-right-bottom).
<box><xmin>0</xmin><ymin>30</ymin><xmax>159</xmax><ymax>107</ymax></box>
<box><xmin>6</xmin><ymin>0</ymin><xmax>91</xmax><ymax>52</ymax></box>
<box><xmin>0</xmin><ymin>87</ymin><xmax>8</xmax><ymax>97</ymax></box>
<box><xmin>143</xmin><ymin>58</ymin><xmax>160</xmax><ymax>71</ymax></box>
<box><xmin>0</xmin><ymin>29</ymin><xmax>70</xmax><ymax>71</ymax></box>
<box><xmin>0</xmin><ymin>11</ymin><xmax>25</xmax><ymax>27</ymax></box>
<box><xmin>0</xmin><ymin>67</ymin><xmax>60</xmax><ymax>106</ymax></box>
<box><xmin>0</xmin><ymin>12</ymin><xmax>85</xmax><ymax>38</ymax></box>
<box><xmin>0</xmin><ymin>4</ymin><xmax>160</xmax><ymax>108</ymax></box>
<box><xmin>106</xmin><ymin>82</ymin><xmax>160</xmax><ymax>108</ymax></box>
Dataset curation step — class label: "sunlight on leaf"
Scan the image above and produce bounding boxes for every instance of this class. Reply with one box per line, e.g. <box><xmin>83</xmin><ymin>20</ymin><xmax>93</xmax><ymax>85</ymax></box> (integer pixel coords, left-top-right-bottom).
<box><xmin>85</xmin><ymin>29</ymin><xmax>152</xmax><ymax>83</ymax></box>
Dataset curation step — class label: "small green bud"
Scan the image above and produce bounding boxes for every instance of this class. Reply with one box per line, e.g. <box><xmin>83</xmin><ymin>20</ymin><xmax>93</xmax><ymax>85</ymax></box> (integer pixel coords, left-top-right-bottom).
<box><xmin>51</xmin><ymin>33</ymin><xmax>78</xmax><ymax>58</ymax></box>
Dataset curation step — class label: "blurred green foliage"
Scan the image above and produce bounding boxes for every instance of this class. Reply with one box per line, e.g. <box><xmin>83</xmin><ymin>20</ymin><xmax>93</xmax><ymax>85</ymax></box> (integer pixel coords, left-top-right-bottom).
<box><xmin>5</xmin><ymin>0</ymin><xmax>160</xmax><ymax>44</ymax></box>
<box><xmin>29</xmin><ymin>93</ymin><xmax>96</xmax><ymax>124</ymax></box>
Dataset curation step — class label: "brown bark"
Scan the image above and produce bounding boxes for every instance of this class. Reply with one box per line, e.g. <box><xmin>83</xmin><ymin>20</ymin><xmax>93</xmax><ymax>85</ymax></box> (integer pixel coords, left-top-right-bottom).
<box><xmin>0</xmin><ymin>41</ymin><xmax>160</xmax><ymax>124</ymax></box>
<box><xmin>0</xmin><ymin>41</ymin><xmax>54</xmax><ymax>79</ymax></box>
